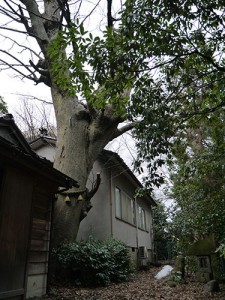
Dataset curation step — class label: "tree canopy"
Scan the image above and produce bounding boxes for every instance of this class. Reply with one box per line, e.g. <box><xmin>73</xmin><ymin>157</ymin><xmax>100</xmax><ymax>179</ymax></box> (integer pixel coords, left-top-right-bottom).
<box><xmin>121</xmin><ymin>0</ymin><xmax>225</xmax><ymax>187</ymax></box>
<box><xmin>2</xmin><ymin>0</ymin><xmax>225</xmax><ymax>185</ymax></box>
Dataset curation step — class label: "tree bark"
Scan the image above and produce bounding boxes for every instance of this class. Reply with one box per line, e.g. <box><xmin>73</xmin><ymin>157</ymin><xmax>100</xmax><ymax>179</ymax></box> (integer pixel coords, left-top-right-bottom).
<box><xmin>51</xmin><ymin>84</ymin><xmax>125</xmax><ymax>246</ymax></box>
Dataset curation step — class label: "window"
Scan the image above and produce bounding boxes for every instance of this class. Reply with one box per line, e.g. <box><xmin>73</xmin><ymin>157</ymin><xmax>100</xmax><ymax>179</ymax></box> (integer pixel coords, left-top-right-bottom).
<box><xmin>115</xmin><ymin>187</ymin><xmax>136</xmax><ymax>225</ymax></box>
<box><xmin>138</xmin><ymin>206</ymin><xmax>146</xmax><ymax>230</ymax></box>
<box><xmin>115</xmin><ymin>187</ymin><xmax>122</xmax><ymax>218</ymax></box>
<box><xmin>115</xmin><ymin>187</ymin><xmax>148</xmax><ymax>231</ymax></box>
<box><xmin>131</xmin><ymin>199</ymin><xmax>136</xmax><ymax>225</ymax></box>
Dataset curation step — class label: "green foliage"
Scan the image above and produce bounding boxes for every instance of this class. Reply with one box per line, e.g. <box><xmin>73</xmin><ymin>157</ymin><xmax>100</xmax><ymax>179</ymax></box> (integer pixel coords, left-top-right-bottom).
<box><xmin>153</xmin><ymin>201</ymin><xmax>175</xmax><ymax>260</ymax></box>
<box><xmin>168</xmin><ymin>106</ymin><xmax>225</xmax><ymax>252</ymax></box>
<box><xmin>48</xmin><ymin>21</ymin><xmax>134</xmax><ymax>116</ymax></box>
<box><xmin>170</xmin><ymin>271</ymin><xmax>183</xmax><ymax>283</ymax></box>
<box><xmin>48</xmin><ymin>0</ymin><xmax>225</xmax><ymax>190</ymax></box>
<box><xmin>121</xmin><ymin>0</ymin><xmax>225</xmax><ymax>188</ymax></box>
<box><xmin>53</xmin><ymin>238</ymin><xmax>134</xmax><ymax>287</ymax></box>
<box><xmin>216</xmin><ymin>240</ymin><xmax>225</xmax><ymax>259</ymax></box>
<box><xmin>185</xmin><ymin>256</ymin><xmax>198</xmax><ymax>276</ymax></box>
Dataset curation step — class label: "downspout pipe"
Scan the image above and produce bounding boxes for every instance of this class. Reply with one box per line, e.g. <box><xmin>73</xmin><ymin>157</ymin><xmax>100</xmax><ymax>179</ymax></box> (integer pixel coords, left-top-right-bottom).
<box><xmin>135</xmin><ymin>197</ymin><xmax>139</xmax><ymax>269</ymax></box>
<box><xmin>110</xmin><ymin>169</ymin><xmax>113</xmax><ymax>237</ymax></box>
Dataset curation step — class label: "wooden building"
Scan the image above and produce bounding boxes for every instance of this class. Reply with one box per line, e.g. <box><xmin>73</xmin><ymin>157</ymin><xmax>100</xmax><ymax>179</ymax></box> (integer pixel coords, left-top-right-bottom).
<box><xmin>0</xmin><ymin>114</ymin><xmax>78</xmax><ymax>299</ymax></box>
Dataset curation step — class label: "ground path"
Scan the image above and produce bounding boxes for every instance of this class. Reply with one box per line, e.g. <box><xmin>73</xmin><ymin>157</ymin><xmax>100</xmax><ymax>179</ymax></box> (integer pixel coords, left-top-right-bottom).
<box><xmin>43</xmin><ymin>267</ymin><xmax>225</xmax><ymax>299</ymax></box>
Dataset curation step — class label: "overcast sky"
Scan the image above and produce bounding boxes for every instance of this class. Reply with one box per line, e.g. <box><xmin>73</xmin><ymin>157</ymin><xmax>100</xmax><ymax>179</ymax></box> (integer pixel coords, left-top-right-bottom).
<box><xmin>0</xmin><ymin>70</ymin><xmax>51</xmax><ymax>112</ymax></box>
<box><xmin>0</xmin><ymin>0</ymin><xmax>123</xmax><ymax>111</ymax></box>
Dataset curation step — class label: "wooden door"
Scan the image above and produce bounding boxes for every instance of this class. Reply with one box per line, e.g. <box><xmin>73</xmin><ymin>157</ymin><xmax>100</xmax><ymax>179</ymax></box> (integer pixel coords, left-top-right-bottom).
<box><xmin>0</xmin><ymin>166</ymin><xmax>33</xmax><ymax>300</ymax></box>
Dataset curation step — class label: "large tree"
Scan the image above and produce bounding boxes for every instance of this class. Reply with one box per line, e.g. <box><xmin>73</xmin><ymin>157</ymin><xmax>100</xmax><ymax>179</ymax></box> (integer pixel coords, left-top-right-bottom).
<box><xmin>0</xmin><ymin>0</ymin><xmax>137</xmax><ymax>245</ymax></box>
<box><xmin>1</xmin><ymin>0</ymin><xmax>225</xmax><ymax>246</ymax></box>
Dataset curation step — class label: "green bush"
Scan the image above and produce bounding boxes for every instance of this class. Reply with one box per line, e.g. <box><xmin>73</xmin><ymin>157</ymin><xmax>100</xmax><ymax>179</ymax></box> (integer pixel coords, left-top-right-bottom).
<box><xmin>52</xmin><ymin>238</ymin><xmax>134</xmax><ymax>286</ymax></box>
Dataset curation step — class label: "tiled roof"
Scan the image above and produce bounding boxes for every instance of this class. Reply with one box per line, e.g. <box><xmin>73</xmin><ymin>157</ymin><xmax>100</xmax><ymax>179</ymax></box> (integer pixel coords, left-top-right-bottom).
<box><xmin>0</xmin><ymin>114</ymin><xmax>78</xmax><ymax>188</ymax></box>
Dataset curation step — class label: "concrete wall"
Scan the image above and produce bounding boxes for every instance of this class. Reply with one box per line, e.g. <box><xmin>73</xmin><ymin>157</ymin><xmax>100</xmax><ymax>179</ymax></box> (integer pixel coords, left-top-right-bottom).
<box><xmin>77</xmin><ymin>160</ymin><xmax>112</xmax><ymax>241</ymax></box>
<box><xmin>77</xmin><ymin>158</ymin><xmax>154</xmax><ymax>264</ymax></box>
<box><xmin>35</xmin><ymin>144</ymin><xmax>55</xmax><ymax>162</ymax></box>
<box><xmin>112</xmin><ymin>170</ymin><xmax>153</xmax><ymax>252</ymax></box>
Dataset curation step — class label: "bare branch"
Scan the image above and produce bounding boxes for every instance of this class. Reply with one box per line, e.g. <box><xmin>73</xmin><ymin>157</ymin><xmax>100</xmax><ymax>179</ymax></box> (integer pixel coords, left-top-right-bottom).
<box><xmin>0</xmin><ymin>49</ymin><xmax>36</xmax><ymax>75</ymax></box>
<box><xmin>195</xmin><ymin>50</ymin><xmax>225</xmax><ymax>72</ymax></box>
<box><xmin>11</xmin><ymin>94</ymin><xmax>53</xmax><ymax>105</ymax></box>
<box><xmin>0</xmin><ymin>25</ymin><xmax>32</xmax><ymax>36</ymax></box>
<box><xmin>20</xmin><ymin>0</ymin><xmax>49</xmax><ymax>44</ymax></box>
<box><xmin>0</xmin><ymin>34</ymin><xmax>42</xmax><ymax>60</ymax></box>
<box><xmin>0</xmin><ymin>58</ymin><xmax>37</xmax><ymax>82</ymax></box>
<box><xmin>111</xmin><ymin>122</ymin><xmax>137</xmax><ymax>140</ymax></box>
<box><xmin>18</xmin><ymin>4</ymin><xmax>32</xmax><ymax>34</ymax></box>
<box><xmin>57</xmin><ymin>0</ymin><xmax>71</xmax><ymax>27</ymax></box>
<box><xmin>29</xmin><ymin>59</ymin><xmax>50</xmax><ymax>78</ymax></box>
<box><xmin>14</xmin><ymin>97</ymin><xmax>56</xmax><ymax>141</ymax></box>
<box><xmin>87</xmin><ymin>172</ymin><xmax>101</xmax><ymax>199</ymax></box>
<box><xmin>81</xmin><ymin>0</ymin><xmax>102</xmax><ymax>25</ymax></box>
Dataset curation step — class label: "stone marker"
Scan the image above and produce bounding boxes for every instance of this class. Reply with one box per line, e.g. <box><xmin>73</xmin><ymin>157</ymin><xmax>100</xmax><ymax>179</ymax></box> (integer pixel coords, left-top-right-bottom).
<box><xmin>204</xmin><ymin>280</ymin><xmax>220</xmax><ymax>293</ymax></box>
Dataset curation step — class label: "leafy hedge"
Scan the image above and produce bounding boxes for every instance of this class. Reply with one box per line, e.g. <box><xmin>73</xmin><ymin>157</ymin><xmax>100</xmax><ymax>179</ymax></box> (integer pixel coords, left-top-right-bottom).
<box><xmin>53</xmin><ymin>238</ymin><xmax>134</xmax><ymax>286</ymax></box>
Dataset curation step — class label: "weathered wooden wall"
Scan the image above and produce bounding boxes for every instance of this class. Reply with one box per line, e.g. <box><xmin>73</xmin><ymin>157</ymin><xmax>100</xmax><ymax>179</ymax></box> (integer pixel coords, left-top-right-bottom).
<box><xmin>26</xmin><ymin>182</ymin><xmax>54</xmax><ymax>299</ymax></box>
<box><xmin>0</xmin><ymin>116</ymin><xmax>76</xmax><ymax>300</ymax></box>
<box><xmin>0</xmin><ymin>165</ymin><xmax>56</xmax><ymax>299</ymax></box>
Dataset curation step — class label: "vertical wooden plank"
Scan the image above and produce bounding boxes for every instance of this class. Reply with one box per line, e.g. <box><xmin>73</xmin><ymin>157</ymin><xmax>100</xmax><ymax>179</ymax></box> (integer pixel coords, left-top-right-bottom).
<box><xmin>0</xmin><ymin>166</ymin><xmax>33</xmax><ymax>296</ymax></box>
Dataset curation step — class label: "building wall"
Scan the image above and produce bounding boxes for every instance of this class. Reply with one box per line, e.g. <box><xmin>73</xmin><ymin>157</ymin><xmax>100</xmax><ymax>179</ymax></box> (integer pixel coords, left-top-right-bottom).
<box><xmin>35</xmin><ymin>144</ymin><xmax>55</xmax><ymax>162</ymax></box>
<box><xmin>112</xmin><ymin>171</ymin><xmax>153</xmax><ymax>252</ymax></box>
<box><xmin>31</xmin><ymin>143</ymin><xmax>155</xmax><ymax>264</ymax></box>
<box><xmin>77</xmin><ymin>160</ymin><xmax>112</xmax><ymax>241</ymax></box>
<box><xmin>77</xmin><ymin>158</ymin><xmax>154</xmax><ymax>265</ymax></box>
<box><xmin>0</xmin><ymin>165</ymin><xmax>34</xmax><ymax>300</ymax></box>
<box><xmin>26</xmin><ymin>180</ymin><xmax>53</xmax><ymax>299</ymax></box>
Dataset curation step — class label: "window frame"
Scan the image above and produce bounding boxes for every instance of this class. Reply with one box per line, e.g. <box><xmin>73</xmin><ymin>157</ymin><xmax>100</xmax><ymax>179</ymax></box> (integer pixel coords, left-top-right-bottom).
<box><xmin>115</xmin><ymin>186</ymin><xmax>136</xmax><ymax>226</ymax></box>
<box><xmin>138</xmin><ymin>205</ymin><xmax>146</xmax><ymax>230</ymax></box>
<box><xmin>114</xmin><ymin>187</ymin><xmax>148</xmax><ymax>232</ymax></box>
<box><xmin>115</xmin><ymin>186</ymin><xmax>122</xmax><ymax>219</ymax></box>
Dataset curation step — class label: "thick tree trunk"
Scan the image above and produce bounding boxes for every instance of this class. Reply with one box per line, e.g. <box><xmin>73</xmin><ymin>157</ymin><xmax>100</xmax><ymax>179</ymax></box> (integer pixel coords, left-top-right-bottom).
<box><xmin>52</xmin><ymin>101</ymin><xmax>89</xmax><ymax>245</ymax></box>
<box><xmin>51</xmin><ymin>85</ymin><xmax>120</xmax><ymax>246</ymax></box>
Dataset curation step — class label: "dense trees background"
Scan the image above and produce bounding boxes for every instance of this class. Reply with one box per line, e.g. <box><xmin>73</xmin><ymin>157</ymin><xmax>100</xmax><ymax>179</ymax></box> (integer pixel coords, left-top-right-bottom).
<box><xmin>167</xmin><ymin>104</ymin><xmax>225</xmax><ymax>253</ymax></box>
<box><xmin>121</xmin><ymin>0</ymin><xmax>225</xmax><ymax>255</ymax></box>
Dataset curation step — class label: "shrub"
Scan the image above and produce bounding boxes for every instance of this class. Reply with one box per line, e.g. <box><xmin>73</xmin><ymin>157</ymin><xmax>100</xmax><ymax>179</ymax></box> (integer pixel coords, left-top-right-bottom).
<box><xmin>52</xmin><ymin>238</ymin><xmax>134</xmax><ymax>286</ymax></box>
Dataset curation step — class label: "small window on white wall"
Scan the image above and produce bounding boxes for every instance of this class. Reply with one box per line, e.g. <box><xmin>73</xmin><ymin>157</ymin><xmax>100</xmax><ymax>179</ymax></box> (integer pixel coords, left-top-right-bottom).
<box><xmin>115</xmin><ymin>187</ymin><xmax>137</xmax><ymax>226</ymax></box>
<box><xmin>138</xmin><ymin>206</ymin><xmax>146</xmax><ymax>230</ymax></box>
<box><xmin>115</xmin><ymin>187</ymin><xmax>122</xmax><ymax>218</ymax></box>
<box><xmin>131</xmin><ymin>199</ymin><xmax>136</xmax><ymax>225</ymax></box>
